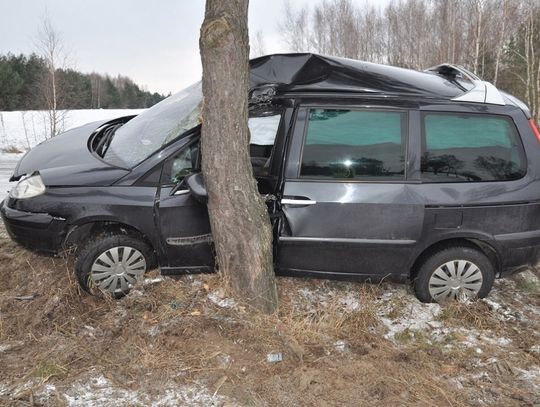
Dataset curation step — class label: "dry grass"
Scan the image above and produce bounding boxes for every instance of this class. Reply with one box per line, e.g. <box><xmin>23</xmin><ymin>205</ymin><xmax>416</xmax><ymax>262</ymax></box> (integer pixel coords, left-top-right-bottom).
<box><xmin>1</xmin><ymin>235</ymin><xmax>539</xmax><ymax>406</ymax></box>
<box><xmin>438</xmin><ymin>299</ymin><xmax>497</xmax><ymax>330</ymax></box>
<box><xmin>0</xmin><ymin>146</ymin><xmax>23</xmax><ymax>154</ymax></box>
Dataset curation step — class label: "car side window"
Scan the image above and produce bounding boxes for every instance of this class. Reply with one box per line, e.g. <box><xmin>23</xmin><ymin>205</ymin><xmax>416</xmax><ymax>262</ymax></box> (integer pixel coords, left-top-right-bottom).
<box><xmin>300</xmin><ymin>109</ymin><xmax>407</xmax><ymax>180</ymax></box>
<box><xmin>161</xmin><ymin>143</ymin><xmax>199</xmax><ymax>185</ymax></box>
<box><xmin>159</xmin><ymin>113</ymin><xmax>281</xmax><ymax>186</ymax></box>
<box><xmin>249</xmin><ymin>114</ymin><xmax>282</xmax><ymax>177</ymax></box>
<box><xmin>421</xmin><ymin>113</ymin><xmax>526</xmax><ymax>182</ymax></box>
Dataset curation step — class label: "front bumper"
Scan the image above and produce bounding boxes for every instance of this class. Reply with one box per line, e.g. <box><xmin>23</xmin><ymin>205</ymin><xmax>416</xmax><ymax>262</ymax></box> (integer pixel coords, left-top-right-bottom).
<box><xmin>0</xmin><ymin>199</ymin><xmax>66</xmax><ymax>253</ymax></box>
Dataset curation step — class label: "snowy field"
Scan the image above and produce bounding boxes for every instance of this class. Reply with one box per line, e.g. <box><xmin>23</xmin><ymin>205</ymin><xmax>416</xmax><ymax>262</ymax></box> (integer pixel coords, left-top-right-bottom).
<box><xmin>0</xmin><ymin>153</ymin><xmax>22</xmax><ymax>198</ymax></box>
<box><xmin>0</xmin><ymin>109</ymin><xmax>144</xmax><ymax>151</ymax></box>
<box><xmin>0</xmin><ymin>109</ymin><xmax>144</xmax><ymax>197</ymax></box>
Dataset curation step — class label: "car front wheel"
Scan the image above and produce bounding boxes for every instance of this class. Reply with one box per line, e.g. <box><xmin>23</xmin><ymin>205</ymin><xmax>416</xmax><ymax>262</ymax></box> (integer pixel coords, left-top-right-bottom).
<box><xmin>413</xmin><ymin>246</ymin><xmax>495</xmax><ymax>303</ymax></box>
<box><xmin>75</xmin><ymin>234</ymin><xmax>153</xmax><ymax>298</ymax></box>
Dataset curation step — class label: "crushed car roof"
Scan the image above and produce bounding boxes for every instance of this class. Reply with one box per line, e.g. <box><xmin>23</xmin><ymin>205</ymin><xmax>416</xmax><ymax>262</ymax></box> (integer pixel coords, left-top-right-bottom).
<box><xmin>249</xmin><ymin>53</ymin><xmax>508</xmax><ymax>105</ymax></box>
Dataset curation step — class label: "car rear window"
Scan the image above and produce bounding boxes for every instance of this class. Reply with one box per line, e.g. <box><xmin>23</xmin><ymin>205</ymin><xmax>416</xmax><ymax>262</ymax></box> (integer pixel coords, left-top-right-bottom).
<box><xmin>421</xmin><ymin>113</ymin><xmax>526</xmax><ymax>182</ymax></box>
<box><xmin>300</xmin><ymin>109</ymin><xmax>407</xmax><ymax>180</ymax></box>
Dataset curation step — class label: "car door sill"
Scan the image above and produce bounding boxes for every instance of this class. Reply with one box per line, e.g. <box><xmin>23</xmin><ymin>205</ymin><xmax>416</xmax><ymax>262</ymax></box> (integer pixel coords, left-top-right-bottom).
<box><xmin>275</xmin><ymin>267</ymin><xmax>408</xmax><ymax>283</ymax></box>
<box><xmin>160</xmin><ymin>265</ymin><xmax>213</xmax><ymax>275</ymax></box>
<box><xmin>278</xmin><ymin>236</ymin><xmax>416</xmax><ymax>245</ymax></box>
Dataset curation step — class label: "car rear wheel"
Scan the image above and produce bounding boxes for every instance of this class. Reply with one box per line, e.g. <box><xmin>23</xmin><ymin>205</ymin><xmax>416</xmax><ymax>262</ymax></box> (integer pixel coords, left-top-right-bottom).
<box><xmin>413</xmin><ymin>246</ymin><xmax>495</xmax><ymax>303</ymax></box>
<box><xmin>75</xmin><ymin>234</ymin><xmax>153</xmax><ymax>298</ymax></box>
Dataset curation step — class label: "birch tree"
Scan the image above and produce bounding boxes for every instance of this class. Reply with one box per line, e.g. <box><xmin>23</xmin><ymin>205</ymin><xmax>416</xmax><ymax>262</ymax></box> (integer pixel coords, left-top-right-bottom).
<box><xmin>277</xmin><ymin>0</ymin><xmax>539</xmax><ymax>119</ymax></box>
<box><xmin>278</xmin><ymin>0</ymin><xmax>311</xmax><ymax>53</ymax></box>
<box><xmin>35</xmin><ymin>16</ymin><xmax>69</xmax><ymax>138</ymax></box>
<box><xmin>250</xmin><ymin>30</ymin><xmax>266</xmax><ymax>58</ymax></box>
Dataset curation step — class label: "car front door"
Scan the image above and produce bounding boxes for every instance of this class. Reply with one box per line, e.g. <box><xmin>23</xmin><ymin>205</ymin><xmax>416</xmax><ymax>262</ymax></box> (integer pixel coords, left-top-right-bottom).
<box><xmin>276</xmin><ymin>105</ymin><xmax>425</xmax><ymax>280</ymax></box>
<box><xmin>157</xmin><ymin>109</ymin><xmax>286</xmax><ymax>274</ymax></box>
<box><xmin>156</xmin><ymin>141</ymin><xmax>214</xmax><ymax>274</ymax></box>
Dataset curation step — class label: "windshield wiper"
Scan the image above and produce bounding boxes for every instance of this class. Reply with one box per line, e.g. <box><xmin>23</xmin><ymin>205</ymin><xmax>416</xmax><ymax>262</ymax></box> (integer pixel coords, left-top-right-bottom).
<box><xmin>95</xmin><ymin>123</ymin><xmax>123</xmax><ymax>157</ymax></box>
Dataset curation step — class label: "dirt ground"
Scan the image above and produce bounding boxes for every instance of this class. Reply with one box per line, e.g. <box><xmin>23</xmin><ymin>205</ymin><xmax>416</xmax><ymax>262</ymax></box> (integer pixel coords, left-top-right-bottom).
<box><xmin>0</xmin><ymin>226</ymin><xmax>539</xmax><ymax>407</ymax></box>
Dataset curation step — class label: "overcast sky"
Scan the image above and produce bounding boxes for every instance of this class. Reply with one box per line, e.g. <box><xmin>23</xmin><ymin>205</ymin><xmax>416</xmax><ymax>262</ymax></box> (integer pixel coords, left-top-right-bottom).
<box><xmin>0</xmin><ymin>0</ymin><xmax>393</xmax><ymax>95</ymax></box>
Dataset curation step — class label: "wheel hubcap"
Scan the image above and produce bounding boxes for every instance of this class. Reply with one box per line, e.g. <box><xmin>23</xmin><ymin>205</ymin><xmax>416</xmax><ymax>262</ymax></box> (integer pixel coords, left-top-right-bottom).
<box><xmin>90</xmin><ymin>246</ymin><xmax>146</xmax><ymax>294</ymax></box>
<box><xmin>428</xmin><ymin>260</ymin><xmax>483</xmax><ymax>302</ymax></box>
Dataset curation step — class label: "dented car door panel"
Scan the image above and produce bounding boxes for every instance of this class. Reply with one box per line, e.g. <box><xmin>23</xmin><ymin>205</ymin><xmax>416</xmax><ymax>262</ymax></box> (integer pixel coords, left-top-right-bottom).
<box><xmin>276</xmin><ymin>106</ymin><xmax>424</xmax><ymax>279</ymax></box>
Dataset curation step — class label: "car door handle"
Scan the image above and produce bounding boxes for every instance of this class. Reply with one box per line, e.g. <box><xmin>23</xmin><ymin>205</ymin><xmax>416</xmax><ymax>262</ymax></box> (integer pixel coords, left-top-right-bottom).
<box><xmin>173</xmin><ymin>189</ymin><xmax>190</xmax><ymax>196</ymax></box>
<box><xmin>281</xmin><ymin>198</ymin><xmax>317</xmax><ymax>206</ymax></box>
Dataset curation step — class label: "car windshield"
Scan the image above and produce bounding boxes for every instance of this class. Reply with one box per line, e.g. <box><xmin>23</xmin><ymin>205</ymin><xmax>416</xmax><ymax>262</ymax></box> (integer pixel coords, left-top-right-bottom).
<box><xmin>103</xmin><ymin>81</ymin><xmax>202</xmax><ymax>168</ymax></box>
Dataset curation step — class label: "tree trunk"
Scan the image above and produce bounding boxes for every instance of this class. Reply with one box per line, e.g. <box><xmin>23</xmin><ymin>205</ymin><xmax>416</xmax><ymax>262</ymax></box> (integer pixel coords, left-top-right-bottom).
<box><xmin>199</xmin><ymin>0</ymin><xmax>278</xmax><ymax>314</ymax></box>
<box><xmin>473</xmin><ymin>0</ymin><xmax>484</xmax><ymax>74</ymax></box>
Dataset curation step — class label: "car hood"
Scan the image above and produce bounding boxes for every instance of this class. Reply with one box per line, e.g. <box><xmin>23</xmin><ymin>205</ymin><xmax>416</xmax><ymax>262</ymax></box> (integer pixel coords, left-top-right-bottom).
<box><xmin>11</xmin><ymin>119</ymin><xmax>130</xmax><ymax>187</ymax></box>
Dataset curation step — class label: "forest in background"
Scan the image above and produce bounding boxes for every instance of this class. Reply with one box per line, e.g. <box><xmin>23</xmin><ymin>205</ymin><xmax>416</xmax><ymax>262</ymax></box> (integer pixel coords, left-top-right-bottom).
<box><xmin>2</xmin><ymin>0</ymin><xmax>540</xmax><ymax>117</ymax></box>
<box><xmin>0</xmin><ymin>53</ymin><xmax>166</xmax><ymax>111</ymax></box>
<box><xmin>279</xmin><ymin>0</ymin><xmax>540</xmax><ymax>120</ymax></box>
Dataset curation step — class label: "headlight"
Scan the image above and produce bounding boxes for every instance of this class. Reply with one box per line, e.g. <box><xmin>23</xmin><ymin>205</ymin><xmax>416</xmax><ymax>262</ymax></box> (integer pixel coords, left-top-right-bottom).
<box><xmin>9</xmin><ymin>174</ymin><xmax>46</xmax><ymax>199</ymax></box>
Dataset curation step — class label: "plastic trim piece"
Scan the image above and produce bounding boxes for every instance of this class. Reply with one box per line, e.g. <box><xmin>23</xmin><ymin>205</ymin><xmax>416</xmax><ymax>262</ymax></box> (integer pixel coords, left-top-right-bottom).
<box><xmin>426</xmin><ymin>63</ymin><xmax>506</xmax><ymax>106</ymax></box>
<box><xmin>452</xmin><ymin>80</ymin><xmax>506</xmax><ymax>105</ymax></box>
<box><xmin>281</xmin><ymin>198</ymin><xmax>317</xmax><ymax>205</ymax></box>
<box><xmin>279</xmin><ymin>236</ymin><xmax>416</xmax><ymax>245</ymax></box>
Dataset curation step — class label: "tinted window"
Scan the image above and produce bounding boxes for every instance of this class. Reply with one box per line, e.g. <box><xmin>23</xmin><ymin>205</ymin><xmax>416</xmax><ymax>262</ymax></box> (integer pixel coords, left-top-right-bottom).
<box><xmin>421</xmin><ymin>113</ymin><xmax>526</xmax><ymax>182</ymax></box>
<box><xmin>300</xmin><ymin>109</ymin><xmax>406</xmax><ymax>180</ymax></box>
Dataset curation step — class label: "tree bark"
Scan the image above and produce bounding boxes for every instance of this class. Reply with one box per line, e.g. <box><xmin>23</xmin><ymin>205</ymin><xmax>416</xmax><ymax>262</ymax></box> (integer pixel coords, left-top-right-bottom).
<box><xmin>199</xmin><ymin>0</ymin><xmax>278</xmax><ymax>314</ymax></box>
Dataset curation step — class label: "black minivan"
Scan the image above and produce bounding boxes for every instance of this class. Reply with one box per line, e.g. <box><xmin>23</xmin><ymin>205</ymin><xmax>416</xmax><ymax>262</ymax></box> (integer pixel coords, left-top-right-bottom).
<box><xmin>3</xmin><ymin>53</ymin><xmax>540</xmax><ymax>303</ymax></box>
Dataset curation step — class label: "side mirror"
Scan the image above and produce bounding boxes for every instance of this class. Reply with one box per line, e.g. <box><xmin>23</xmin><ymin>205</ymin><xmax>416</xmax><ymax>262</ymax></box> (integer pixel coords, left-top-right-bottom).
<box><xmin>186</xmin><ymin>173</ymin><xmax>208</xmax><ymax>204</ymax></box>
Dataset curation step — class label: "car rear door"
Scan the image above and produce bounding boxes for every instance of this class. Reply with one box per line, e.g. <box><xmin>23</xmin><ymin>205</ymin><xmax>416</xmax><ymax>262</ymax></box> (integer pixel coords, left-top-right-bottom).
<box><xmin>276</xmin><ymin>105</ymin><xmax>425</xmax><ymax>280</ymax></box>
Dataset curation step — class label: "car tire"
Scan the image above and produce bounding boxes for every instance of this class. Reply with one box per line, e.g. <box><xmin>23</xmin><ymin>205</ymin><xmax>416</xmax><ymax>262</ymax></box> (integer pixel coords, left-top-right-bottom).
<box><xmin>75</xmin><ymin>234</ymin><xmax>154</xmax><ymax>298</ymax></box>
<box><xmin>413</xmin><ymin>246</ymin><xmax>495</xmax><ymax>303</ymax></box>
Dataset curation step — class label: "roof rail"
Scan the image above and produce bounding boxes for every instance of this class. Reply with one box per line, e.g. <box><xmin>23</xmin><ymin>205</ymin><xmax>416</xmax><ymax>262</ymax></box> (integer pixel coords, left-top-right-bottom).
<box><xmin>425</xmin><ymin>63</ymin><xmax>505</xmax><ymax>106</ymax></box>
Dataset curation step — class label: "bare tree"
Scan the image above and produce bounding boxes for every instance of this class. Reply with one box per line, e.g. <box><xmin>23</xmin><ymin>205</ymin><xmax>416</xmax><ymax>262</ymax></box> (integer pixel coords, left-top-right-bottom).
<box><xmin>310</xmin><ymin>0</ymin><xmax>361</xmax><ymax>58</ymax></box>
<box><xmin>199</xmin><ymin>0</ymin><xmax>278</xmax><ymax>313</ymax></box>
<box><xmin>20</xmin><ymin>111</ymin><xmax>31</xmax><ymax>150</ymax></box>
<box><xmin>521</xmin><ymin>0</ymin><xmax>540</xmax><ymax>119</ymax></box>
<box><xmin>470</xmin><ymin>0</ymin><xmax>488</xmax><ymax>73</ymax></box>
<box><xmin>278</xmin><ymin>0</ymin><xmax>311</xmax><ymax>52</ymax></box>
<box><xmin>358</xmin><ymin>3</ymin><xmax>386</xmax><ymax>63</ymax></box>
<box><xmin>90</xmin><ymin>73</ymin><xmax>102</xmax><ymax>109</ymax></box>
<box><xmin>0</xmin><ymin>113</ymin><xmax>7</xmax><ymax>146</ymax></box>
<box><xmin>250</xmin><ymin>30</ymin><xmax>266</xmax><ymax>58</ymax></box>
<box><xmin>35</xmin><ymin>16</ymin><xmax>69</xmax><ymax>138</ymax></box>
<box><xmin>277</xmin><ymin>0</ymin><xmax>540</xmax><ymax>119</ymax></box>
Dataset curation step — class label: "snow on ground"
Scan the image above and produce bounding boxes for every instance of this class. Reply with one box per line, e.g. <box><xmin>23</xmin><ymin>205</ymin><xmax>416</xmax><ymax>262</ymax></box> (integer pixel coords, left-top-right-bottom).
<box><xmin>0</xmin><ymin>153</ymin><xmax>22</xmax><ymax>198</ymax></box>
<box><xmin>59</xmin><ymin>375</ymin><xmax>226</xmax><ymax>407</ymax></box>
<box><xmin>0</xmin><ymin>109</ymin><xmax>143</xmax><ymax>198</ymax></box>
<box><xmin>2</xmin><ymin>373</ymin><xmax>228</xmax><ymax>407</ymax></box>
<box><xmin>0</xmin><ymin>109</ymin><xmax>144</xmax><ymax>151</ymax></box>
<box><xmin>376</xmin><ymin>288</ymin><xmax>443</xmax><ymax>338</ymax></box>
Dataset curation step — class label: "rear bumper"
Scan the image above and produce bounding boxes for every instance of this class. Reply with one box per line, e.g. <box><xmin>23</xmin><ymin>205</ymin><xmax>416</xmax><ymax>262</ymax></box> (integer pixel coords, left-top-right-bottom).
<box><xmin>0</xmin><ymin>200</ymin><xmax>66</xmax><ymax>253</ymax></box>
<box><xmin>495</xmin><ymin>230</ymin><xmax>540</xmax><ymax>275</ymax></box>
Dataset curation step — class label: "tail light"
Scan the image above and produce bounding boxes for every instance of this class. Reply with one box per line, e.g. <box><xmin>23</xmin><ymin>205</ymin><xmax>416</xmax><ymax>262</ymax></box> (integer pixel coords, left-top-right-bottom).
<box><xmin>529</xmin><ymin>119</ymin><xmax>540</xmax><ymax>144</ymax></box>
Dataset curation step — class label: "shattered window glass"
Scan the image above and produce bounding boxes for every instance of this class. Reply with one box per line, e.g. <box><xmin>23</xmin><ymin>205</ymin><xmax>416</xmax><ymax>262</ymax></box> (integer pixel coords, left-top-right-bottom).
<box><xmin>166</xmin><ymin>143</ymin><xmax>199</xmax><ymax>184</ymax></box>
<box><xmin>104</xmin><ymin>82</ymin><xmax>202</xmax><ymax>168</ymax></box>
